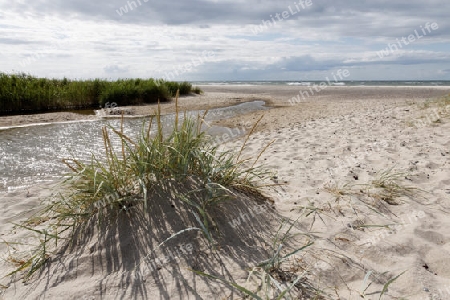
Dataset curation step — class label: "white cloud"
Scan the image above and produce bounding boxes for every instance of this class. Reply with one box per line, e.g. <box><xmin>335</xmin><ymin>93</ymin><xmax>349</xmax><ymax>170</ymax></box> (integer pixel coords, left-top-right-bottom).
<box><xmin>0</xmin><ymin>0</ymin><xmax>449</xmax><ymax>80</ymax></box>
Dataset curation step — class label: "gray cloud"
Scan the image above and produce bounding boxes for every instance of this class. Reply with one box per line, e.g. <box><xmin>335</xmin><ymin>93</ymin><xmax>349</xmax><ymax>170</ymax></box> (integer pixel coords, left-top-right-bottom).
<box><xmin>3</xmin><ymin>1</ymin><xmax>449</xmax><ymax>40</ymax></box>
<box><xmin>3</xmin><ymin>1</ymin><xmax>449</xmax><ymax>27</ymax></box>
<box><xmin>0</xmin><ymin>37</ymin><xmax>42</xmax><ymax>45</ymax></box>
<box><xmin>269</xmin><ymin>56</ymin><xmax>339</xmax><ymax>72</ymax></box>
<box><xmin>1</xmin><ymin>0</ymin><xmax>449</xmax><ymax>80</ymax></box>
<box><xmin>104</xmin><ymin>64</ymin><xmax>130</xmax><ymax>74</ymax></box>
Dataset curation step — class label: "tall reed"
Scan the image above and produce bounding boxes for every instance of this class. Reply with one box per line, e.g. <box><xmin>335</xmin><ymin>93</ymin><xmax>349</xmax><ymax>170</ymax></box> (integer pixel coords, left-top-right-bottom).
<box><xmin>0</xmin><ymin>73</ymin><xmax>200</xmax><ymax>115</ymax></box>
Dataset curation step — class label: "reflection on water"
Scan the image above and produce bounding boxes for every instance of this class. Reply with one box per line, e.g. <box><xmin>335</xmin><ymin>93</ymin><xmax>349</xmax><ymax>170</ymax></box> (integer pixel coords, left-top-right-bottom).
<box><xmin>0</xmin><ymin>101</ymin><xmax>266</xmax><ymax>192</ymax></box>
<box><xmin>66</xmin><ymin>109</ymin><xmax>97</xmax><ymax>116</ymax></box>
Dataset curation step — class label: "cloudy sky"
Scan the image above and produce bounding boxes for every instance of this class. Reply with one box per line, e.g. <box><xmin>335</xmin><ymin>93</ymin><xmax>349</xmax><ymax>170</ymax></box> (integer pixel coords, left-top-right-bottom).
<box><xmin>1</xmin><ymin>0</ymin><xmax>449</xmax><ymax>81</ymax></box>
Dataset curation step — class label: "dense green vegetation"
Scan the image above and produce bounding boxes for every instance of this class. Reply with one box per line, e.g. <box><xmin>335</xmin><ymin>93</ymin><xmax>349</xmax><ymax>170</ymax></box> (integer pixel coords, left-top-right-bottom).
<box><xmin>0</xmin><ymin>73</ymin><xmax>199</xmax><ymax>115</ymax></box>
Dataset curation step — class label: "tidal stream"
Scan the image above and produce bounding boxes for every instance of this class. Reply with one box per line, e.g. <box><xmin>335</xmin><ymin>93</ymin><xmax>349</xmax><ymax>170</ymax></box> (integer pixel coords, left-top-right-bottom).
<box><xmin>0</xmin><ymin>101</ymin><xmax>267</xmax><ymax>192</ymax></box>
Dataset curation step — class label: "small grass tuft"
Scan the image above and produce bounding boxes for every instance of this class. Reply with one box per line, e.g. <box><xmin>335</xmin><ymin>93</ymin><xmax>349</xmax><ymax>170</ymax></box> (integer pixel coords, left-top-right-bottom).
<box><xmin>192</xmin><ymin>86</ymin><xmax>203</xmax><ymax>94</ymax></box>
<box><xmin>324</xmin><ymin>182</ymin><xmax>356</xmax><ymax>200</ymax></box>
<box><xmin>368</xmin><ymin>168</ymin><xmax>419</xmax><ymax>205</ymax></box>
<box><xmin>359</xmin><ymin>270</ymin><xmax>406</xmax><ymax>299</ymax></box>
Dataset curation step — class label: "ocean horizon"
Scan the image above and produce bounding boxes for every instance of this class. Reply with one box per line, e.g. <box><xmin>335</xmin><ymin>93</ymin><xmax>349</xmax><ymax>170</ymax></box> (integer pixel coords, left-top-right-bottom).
<box><xmin>192</xmin><ymin>80</ymin><xmax>450</xmax><ymax>87</ymax></box>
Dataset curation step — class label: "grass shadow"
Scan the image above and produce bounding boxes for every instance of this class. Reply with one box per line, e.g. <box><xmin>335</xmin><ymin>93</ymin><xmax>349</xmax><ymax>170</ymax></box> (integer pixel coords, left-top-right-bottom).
<box><xmin>17</xmin><ymin>182</ymin><xmax>282</xmax><ymax>299</ymax></box>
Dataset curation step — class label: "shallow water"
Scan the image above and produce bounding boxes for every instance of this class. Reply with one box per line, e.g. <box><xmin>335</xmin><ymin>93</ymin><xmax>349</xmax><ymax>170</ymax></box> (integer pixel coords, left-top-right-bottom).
<box><xmin>0</xmin><ymin>101</ymin><xmax>266</xmax><ymax>192</ymax></box>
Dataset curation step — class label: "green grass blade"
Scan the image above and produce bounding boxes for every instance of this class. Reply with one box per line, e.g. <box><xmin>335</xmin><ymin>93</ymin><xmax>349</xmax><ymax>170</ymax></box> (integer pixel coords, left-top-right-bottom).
<box><xmin>191</xmin><ymin>270</ymin><xmax>263</xmax><ymax>300</ymax></box>
<box><xmin>379</xmin><ymin>271</ymin><xmax>406</xmax><ymax>299</ymax></box>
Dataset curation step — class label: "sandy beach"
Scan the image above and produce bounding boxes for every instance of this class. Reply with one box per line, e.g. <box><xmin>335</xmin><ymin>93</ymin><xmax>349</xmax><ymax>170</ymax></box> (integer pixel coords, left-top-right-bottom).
<box><xmin>1</xmin><ymin>85</ymin><xmax>450</xmax><ymax>299</ymax></box>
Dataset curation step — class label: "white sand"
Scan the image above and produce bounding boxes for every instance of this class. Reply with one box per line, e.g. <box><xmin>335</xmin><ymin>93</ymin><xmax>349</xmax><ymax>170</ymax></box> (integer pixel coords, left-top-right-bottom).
<box><xmin>1</xmin><ymin>86</ymin><xmax>449</xmax><ymax>299</ymax></box>
<box><xmin>228</xmin><ymin>95</ymin><xmax>450</xmax><ymax>299</ymax></box>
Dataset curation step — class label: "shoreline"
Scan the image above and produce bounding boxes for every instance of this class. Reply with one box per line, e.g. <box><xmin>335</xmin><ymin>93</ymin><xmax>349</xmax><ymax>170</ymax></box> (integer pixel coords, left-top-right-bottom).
<box><xmin>1</xmin><ymin>86</ymin><xmax>449</xmax><ymax>129</ymax></box>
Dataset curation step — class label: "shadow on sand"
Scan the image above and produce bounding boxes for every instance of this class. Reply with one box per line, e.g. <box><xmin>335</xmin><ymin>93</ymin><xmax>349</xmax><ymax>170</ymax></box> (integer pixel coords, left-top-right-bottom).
<box><xmin>18</xmin><ymin>181</ymin><xmax>290</xmax><ymax>299</ymax></box>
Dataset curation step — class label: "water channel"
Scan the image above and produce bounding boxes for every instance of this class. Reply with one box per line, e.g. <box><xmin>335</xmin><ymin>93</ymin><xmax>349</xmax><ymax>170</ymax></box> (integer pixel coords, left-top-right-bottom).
<box><xmin>0</xmin><ymin>101</ymin><xmax>267</xmax><ymax>192</ymax></box>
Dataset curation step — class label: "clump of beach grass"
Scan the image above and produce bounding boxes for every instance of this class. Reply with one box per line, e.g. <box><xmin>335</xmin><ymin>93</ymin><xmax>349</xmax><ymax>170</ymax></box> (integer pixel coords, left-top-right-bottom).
<box><xmin>367</xmin><ymin>168</ymin><xmax>420</xmax><ymax>205</ymax></box>
<box><xmin>420</xmin><ymin>93</ymin><xmax>450</xmax><ymax>110</ymax></box>
<box><xmin>192</xmin><ymin>86</ymin><xmax>203</xmax><ymax>94</ymax></box>
<box><xmin>404</xmin><ymin>94</ymin><xmax>450</xmax><ymax>129</ymax></box>
<box><xmin>323</xmin><ymin>168</ymin><xmax>423</xmax><ymax>216</ymax></box>
<box><xmin>4</xmin><ymin>93</ymin><xmax>269</xmax><ymax>281</ymax></box>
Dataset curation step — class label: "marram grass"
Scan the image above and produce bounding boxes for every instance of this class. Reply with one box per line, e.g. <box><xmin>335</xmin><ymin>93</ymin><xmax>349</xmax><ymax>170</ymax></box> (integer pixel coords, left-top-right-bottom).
<box><xmin>5</xmin><ymin>94</ymin><xmax>269</xmax><ymax>280</ymax></box>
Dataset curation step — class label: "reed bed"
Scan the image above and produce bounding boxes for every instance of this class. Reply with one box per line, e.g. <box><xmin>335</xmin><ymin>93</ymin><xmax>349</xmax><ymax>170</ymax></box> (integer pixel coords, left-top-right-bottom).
<box><xmin>0</xmin><ymin>73</ymin><xmax>199</xmax><ymax>115</ymax></box>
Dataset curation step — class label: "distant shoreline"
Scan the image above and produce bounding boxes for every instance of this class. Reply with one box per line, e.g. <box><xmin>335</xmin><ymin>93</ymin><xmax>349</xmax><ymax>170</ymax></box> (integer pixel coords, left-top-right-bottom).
<box><xmin>1</xmin><ymin>85</ymin><xmax>449</xmax><ymax>129</ymax></box>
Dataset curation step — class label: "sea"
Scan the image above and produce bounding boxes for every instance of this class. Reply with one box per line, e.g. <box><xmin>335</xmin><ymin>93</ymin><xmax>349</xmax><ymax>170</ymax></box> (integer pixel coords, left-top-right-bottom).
<box><xmin>192</xmin><ymin>80</ymin><xmax>450</xmax><ymax>87</ymax></box>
